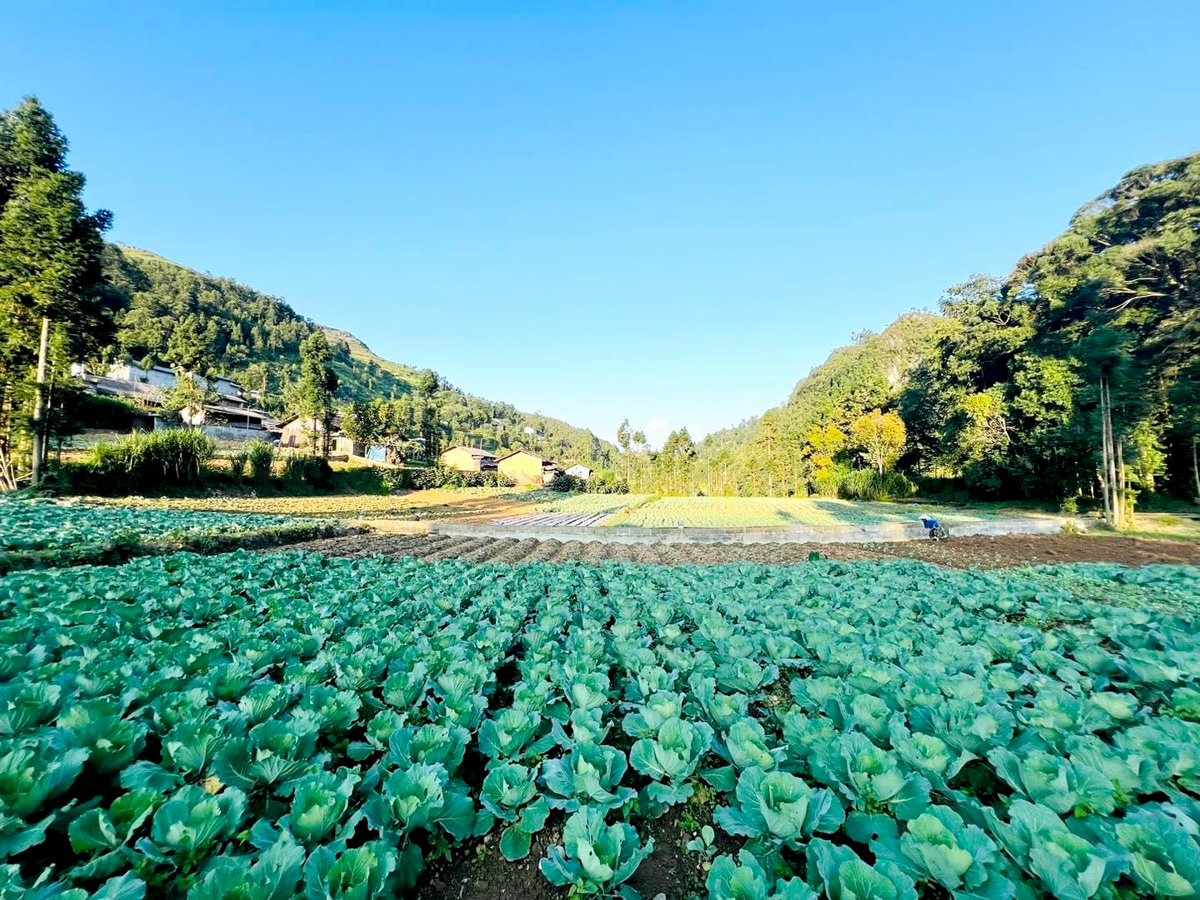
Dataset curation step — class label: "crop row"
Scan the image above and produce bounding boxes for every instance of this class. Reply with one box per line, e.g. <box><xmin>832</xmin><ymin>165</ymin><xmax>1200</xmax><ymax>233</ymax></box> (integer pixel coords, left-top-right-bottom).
<box><xmin>607</xmin><ymin>496</ymin><xmax>1011</xmax><ymax>528</ymax></box>
<box><xmin>0</xmin><ymin>552</ymin><xmax>1198</xmax><ymax>899</ymax></box>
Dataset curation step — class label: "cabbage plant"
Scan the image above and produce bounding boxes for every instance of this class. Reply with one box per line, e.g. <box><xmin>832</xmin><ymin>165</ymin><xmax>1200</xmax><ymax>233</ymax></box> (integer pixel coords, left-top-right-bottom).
<box><xmin>870</xmin><ymin>806</ymin><xmax>1015</xmax><ymax>900</ymax></box>
<box><xmin>706</xmin><ymin>849</ymin><xmax>817</xmax><ymax>900</ymax></box>
<box><xmin>804</xmin><ymin>839</ymin><xmax>918</xmax><ymax>900</ymax></box>
<box><xmin>543</xmin><ymin>743</ymin><xmax>636</xmax><ymax>813</ymax></box>
<box><xmin>630</xmin><ymin>716</ymin><xmax>714</xmax><ymax>812</ymax></box>
<box><xmin>479</xmin><ymin>763</ymin><xmax>550</xmax><ymax>860</ymax></box>
<box><xmin>715</xmin><ymin>766</ymin><xmax>843</xmax><ymax>852</ymax></box>
<box><xmin>540</xmin><ymin>807</ymin><xmax>653</xmax><ymax>897</ymax></box>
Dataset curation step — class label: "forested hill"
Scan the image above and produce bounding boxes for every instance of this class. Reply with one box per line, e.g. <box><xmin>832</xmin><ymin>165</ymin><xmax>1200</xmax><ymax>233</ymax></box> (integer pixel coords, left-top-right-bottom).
<box><xmin>98</xmin><ymin>244</ymin><xmax>617</xmax><ymax>465</ymax></box>
<box><xmin>697</xmin><ymin>151</ymin><xmax>1200</xmax><ymax>503</ymax></box>
<box><xmin>699</xmin><ymin>313</ymin><xmax>953</xmax><ymax>457</ymax></box>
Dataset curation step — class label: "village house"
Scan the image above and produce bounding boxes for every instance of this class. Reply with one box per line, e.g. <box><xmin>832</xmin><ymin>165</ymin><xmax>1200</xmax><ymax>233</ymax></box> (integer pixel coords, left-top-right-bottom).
<box><xmin>70</xmin><ymin>362</ymin><xmax>276</xmax><ymax>441</ymax></box>
<box><xmin>564</xmin><ymin>464</ymin><xmax>592</xmax><ymax>480</ymax></box>
<box><xmin>439</xmin><ymin>446</ymin><xmax>498</xmax><ymax>473</ymax></box>
<box><xmin>276</xmin><ymin>414</ymin><xmax>359</xmax><ymax>456</ymax></box>
<box><xmin>497</xmin><ymin>449</ymin><xmax>559</xmax><ymax>486</ymax></box>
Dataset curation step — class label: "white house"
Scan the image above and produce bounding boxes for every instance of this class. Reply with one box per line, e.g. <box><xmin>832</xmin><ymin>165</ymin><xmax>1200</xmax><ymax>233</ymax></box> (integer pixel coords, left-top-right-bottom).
<box><xmin>71</xmin><ymin>362</ymin><xmax>274</xmax><ymax>441</ymax></box>
<box><xmin>565</xmin><ymin>464</ymin><xmax>592</xmax><ymax>480</ymax></box>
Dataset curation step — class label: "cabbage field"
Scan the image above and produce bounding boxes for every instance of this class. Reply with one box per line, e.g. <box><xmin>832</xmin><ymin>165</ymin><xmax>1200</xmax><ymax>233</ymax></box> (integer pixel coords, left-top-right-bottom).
<box><xmin>2</xmin><ymin>551</ymin><xmax>1199</xmax><ymax>899</ymax></box>
<box><xmin>0</xmin><ymin>497</ymin><xmax>306</xmax><ymax>552</ymax></box>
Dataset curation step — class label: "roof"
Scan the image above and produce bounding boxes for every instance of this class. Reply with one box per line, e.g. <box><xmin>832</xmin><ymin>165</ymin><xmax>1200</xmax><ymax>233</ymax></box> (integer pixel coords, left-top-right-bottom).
<box><xmin>441</xmin><ymin>445</ymin><xmax>497</xmax><ymax>460</ymax></box>
<box><xmin>203</xmin><ymin>403</ymin><xmax>271</xmax><ymax>420</ymax></box>
<box><xmin>83</xmin><ymin>375</ymin><xmax>164</xmax><ymax>404</ymax></box>
<box><xmin>496</xmin><ymin>449</ymin><xmax>554</xmax><ymax>465</ymax></box>
<box><xmin>277</xmin><ymin>414</ymin><xmax>343</xmax><ymax>431</ymax></box>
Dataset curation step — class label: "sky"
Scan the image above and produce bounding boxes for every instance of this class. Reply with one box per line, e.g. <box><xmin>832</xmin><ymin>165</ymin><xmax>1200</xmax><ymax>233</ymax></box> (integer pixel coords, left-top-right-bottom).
<box><xmin>4</xmin><ymin>2</ymin><xmax>1200</xmax><ymax>449</ymax></box>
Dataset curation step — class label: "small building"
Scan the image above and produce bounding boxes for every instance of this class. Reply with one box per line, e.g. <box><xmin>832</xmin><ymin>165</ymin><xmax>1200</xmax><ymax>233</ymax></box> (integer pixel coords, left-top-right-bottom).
<box><xmin>497</xmin><ymin>449</ymin><xmax>559</xmax><ymax>486</ymax></box>
<box><xmin>277</xmin><ymin>414</ymin><xmax>355</xmax><ymax>455</ymax></box>
<box><xmin>181</xmin><ymin>403</ymin><xmax>274</xmax><ymax>432</ymax></box>
<box><xmin>564</xmin><ymin>464</ymin><xmax>592</xmax><ymax>480</ymax></box>
<box><xmin>440</xmin><ymin>446</ymin><xmax>498</xmax><ymax>473</ymax></box>
<box><xmin>99</xmin><ymin>362</ymin><xmax>243</xmax><ymax>399</ymax></box>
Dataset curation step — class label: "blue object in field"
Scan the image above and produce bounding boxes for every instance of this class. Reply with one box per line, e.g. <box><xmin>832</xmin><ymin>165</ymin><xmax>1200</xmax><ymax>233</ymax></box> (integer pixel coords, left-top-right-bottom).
<box><xmin>920</xmin><ymin>517</ymin><xmax>939</xmax><ymax>529</ymax></box>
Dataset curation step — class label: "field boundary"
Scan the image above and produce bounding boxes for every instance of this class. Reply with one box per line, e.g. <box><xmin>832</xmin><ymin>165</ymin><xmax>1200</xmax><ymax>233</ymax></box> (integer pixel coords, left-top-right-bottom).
<box><xmin>424</xmin><ymin>516</ymin><xmax>1079</xmax><ymax>544</ymax></box>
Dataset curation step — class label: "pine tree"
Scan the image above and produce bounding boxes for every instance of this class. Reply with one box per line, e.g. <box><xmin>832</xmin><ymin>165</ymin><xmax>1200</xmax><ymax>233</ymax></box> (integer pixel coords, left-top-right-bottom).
<box><xmin>0</xmin><ymin>97</ymin><xmax>111</xmax><ymax>487</ymax></box>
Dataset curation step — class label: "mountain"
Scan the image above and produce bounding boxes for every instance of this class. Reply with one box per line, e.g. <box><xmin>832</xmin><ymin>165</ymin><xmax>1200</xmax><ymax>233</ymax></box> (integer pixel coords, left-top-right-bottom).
<box><xmin>97</xmin><ymin>244</ymin><xmax>617</xmax><ymax>466</ymax></box>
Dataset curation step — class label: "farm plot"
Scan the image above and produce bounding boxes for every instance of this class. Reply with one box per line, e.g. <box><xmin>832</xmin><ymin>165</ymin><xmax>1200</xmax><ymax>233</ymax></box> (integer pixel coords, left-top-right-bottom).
<box><xmin>493</xmin><ymin>493</ymin><xmax>652</xmax><ymax>527</ymax></box>
<box><xmin>3</xmin><ymin>550</ymin><xmax>1199</xmax><ymax>899</ymax></box>
<box><xmin>608</xmin><ymin>496</ymin><xmax>1019</xmax><ymax>528</ymax></box>
<box><xmin>79</xmin><ymin>488</ymin><xmax>551</xmax><ymax>520</ymax></box>
<box><xmin>0</xmin><ymin>496</ymin><xmax>313</xmax><ymax>550</ymax></box>
<box><xmin>0</xmin><ymin>497</ymin><xmax>341</xmax><ymax>571</ymax></box>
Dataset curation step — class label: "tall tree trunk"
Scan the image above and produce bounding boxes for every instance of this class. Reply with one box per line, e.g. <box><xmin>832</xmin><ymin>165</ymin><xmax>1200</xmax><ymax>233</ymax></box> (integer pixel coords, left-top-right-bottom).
<box><xmin>30</xmin><ymin>316</ymin><xmax>51</xmax><ymax>488</ymax></box>
<box><xmin>1192</xmin><ymin>437</ymin><xmax>1200</xmax><ymax>502</ymax></box>
<box><xmin>1102</xmin><ymin>377</ymin><xmax>1123</xmax><ymax>528</ymax></box>
<box><xmin>1115</xmin><ymin>434</ymin><xmax>1127</xmax><ymax>527</ymax></box>
<box><xmin>1099</xmin><ymin>376</ymin><xmax>1114</xmax><ymax>526</ymax></box>
<box><xmin>1105</xmin><ymin>379</ymin><xmax>1123</xmax><ymax>528</ymax></box>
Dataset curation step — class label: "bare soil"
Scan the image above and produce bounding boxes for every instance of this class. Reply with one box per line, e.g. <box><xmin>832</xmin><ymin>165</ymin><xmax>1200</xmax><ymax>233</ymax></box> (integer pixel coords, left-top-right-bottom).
<box><xmin>277</xmin><ymin>531</ymin><xmax>1200</xmax><ymax>568</ymax></box>
<box><xmin>411</xmin><ymin>802</ymin><xmax>735</xmax><ymax>900</ymax></box>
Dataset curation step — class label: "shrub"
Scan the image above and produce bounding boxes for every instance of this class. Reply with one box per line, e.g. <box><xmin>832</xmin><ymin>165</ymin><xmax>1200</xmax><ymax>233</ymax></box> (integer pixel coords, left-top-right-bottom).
<box><xmin>549</xmin><ymin>473</ymin><xmax>586</xmax><ymax>493</ymax></box>
<box><xmin>228</xmin><ymin>449</ymin><xmax>251</xmax><ymax>484</ymax></box>
<box><xmin>88</xmin><ymin>428</ymin><xmax>215</xmax><ymax>490</ymax></box>
<box><xmin>584</xmin><ymin>472</ymin><xmax>629</xmax><ymax>494</ymax></box>
<box><xmin>408</xmin><ymin>464</ymin><xmax>513</xmax><ymax>490</ymax></box>
<box><xmin>837</xmin><ymin>469</ymin><xmax>916</xmax><ymax>502</ymax></box>
<box><xmin>811</xmin><ymin>463</ymin><xmax>850</xmax><ymax>498</ymax></box>
<box><xmin>68</xmin><ymin>392</ymin><xmax>139</xmax><ymax>430</ymax></box>
<box><xmin>282</xmin><ymin>455</ymin><xmax>333</xmax><ymax>489</ymax></box>
<box><xmin>246</xmin><ymin>440</ymin><xmax>275</xmax><ymax>484</ymax></box>
<box><xmin>1059</xmin><ymin>496</ymin><xmax>1079</xmax><ymax>515</ymax></box>
<box><xmin>962</xmin><ymin>459</ymin><xmax>1007</xmax><ymax>498</ymax></box>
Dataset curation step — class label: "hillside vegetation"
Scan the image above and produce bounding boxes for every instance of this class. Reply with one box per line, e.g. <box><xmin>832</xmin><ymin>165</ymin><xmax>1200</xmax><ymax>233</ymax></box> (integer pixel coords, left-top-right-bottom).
<box><xmin>99</xmin><ymin>245</ymin><xmax>616</xmax><ymax>466</ymax></box>
<box><xmin>683</xmin><ymin>153</ymin><xmax>1200</xmax><ymax>512</ymax></box>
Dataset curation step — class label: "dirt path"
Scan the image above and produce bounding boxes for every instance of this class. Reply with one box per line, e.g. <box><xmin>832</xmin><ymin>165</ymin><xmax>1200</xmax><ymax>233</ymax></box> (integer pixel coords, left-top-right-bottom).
<box><xmin>277</xmin><ymin>531</ymin><xmax>1199</xmax><ymax>568</ymax></box>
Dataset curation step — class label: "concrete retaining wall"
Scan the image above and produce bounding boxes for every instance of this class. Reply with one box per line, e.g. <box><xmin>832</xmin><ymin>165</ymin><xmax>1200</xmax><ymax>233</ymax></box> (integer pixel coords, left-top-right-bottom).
<box><xmin>425</xmin><ymin>516</ymin><xmax>1077</xmax><ymax>545</ymax></box>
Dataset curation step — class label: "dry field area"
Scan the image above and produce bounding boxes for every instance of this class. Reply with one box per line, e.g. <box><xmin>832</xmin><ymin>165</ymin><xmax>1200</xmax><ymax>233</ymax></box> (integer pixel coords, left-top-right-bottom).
<box><xmin>81</xmin><ymin>488</ymin><xmax>552</xmax><ymax>520</ymax></box>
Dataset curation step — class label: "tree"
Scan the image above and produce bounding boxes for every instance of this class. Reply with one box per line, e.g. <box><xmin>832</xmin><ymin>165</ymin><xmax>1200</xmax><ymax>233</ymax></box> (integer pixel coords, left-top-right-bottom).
<box><xmin>632</xmin><ymin>428</ymin><xmax>647</xmax><ymax>492</ymax></box>
<box><xmin>161</xmin><ymin>372</ymin><xmax>216</xmax><ymax>424</ymax></box>
<box><xmin>0</xmin><ymin>97</ymin><xmax>112</xmax><ymax>488</ymax></box>
<box><xmin>616</xmin><ymin>418</ymin><xmax>632</xmax><ymax>487</ymax></box>
<box><xmin>293</xmin><ymin>331</ymin><xmax>339</xmax><ymax>457</ymax></box>
<box><xmin>850</xmin><ymin>410</ymin><xmax>906</xmax><ymax>474</ymax></box>
<box><xmin>165</xmin><ymin>314</ymin><xmax>216</xmax><ymax>374</ymax></box>
<box><xmin>415</xmin><ymin>369</ymin><xmax>439</xmax><ymax>398</ymax></box>
<box><xmin>340</xmin><ymin>400</ymin><xmax>380</xmax><ymax>453</ymax></box>
<box><xmin>660</xmin><ymin>428</ymin><xmax>696</xmax><ymax>494</ymax></box>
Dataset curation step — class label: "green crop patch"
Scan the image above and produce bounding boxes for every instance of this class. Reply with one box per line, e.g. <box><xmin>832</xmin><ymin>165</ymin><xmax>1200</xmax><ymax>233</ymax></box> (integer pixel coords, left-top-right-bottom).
<box><xmin>0</xmin><ymin>497</ymin><xmax>306</xmax><ymax>552</ymax></box>
<box><xmin>0</xmin><ymin>552</ymin><xmax>1198</xmax><ymax>899</ymax></box>
<box><xmin>606</xmin><ymin>496</ymin><xmax>1017</xmax><ymax>529</ymax></box>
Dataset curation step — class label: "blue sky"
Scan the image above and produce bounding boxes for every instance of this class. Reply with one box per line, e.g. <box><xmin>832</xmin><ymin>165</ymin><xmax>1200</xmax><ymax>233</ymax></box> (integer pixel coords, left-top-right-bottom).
<box><xmin>5</xmin><ymin>2</ymin><xmax>1199</xmax><ymax>448</ymax></box>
